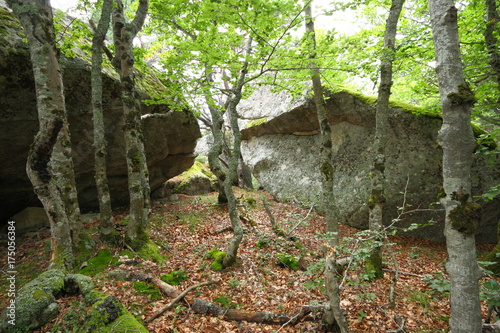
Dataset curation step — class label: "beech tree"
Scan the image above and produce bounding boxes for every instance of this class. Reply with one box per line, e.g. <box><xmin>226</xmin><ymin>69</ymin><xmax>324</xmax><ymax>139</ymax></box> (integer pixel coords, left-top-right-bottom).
<box><xmin>111</xmin><ymin>0</ymin><xmax>151</xmax><ymax>248</ymax></box>
<box><xmin>366</xmin><ymin>0</ymin><xmax>405</xmax><ymax>279</ymax></box>
<box><xmin>7</xmin><ymin>0</ymin><xmax>89</xmax><ymax>270</ymax></box>
<box><xmin>91</xmin><ymin>0</ymin><xmax>114</xmax><ymax>242</ymax></box>
<box><xmin>304</xmin><ymin>3</ymin><xmax>349</xmax><ymax>332</ymax></box>
<box><xmin>148</xmin><ymin>0</ymin><xmax>300</xmax><ymax>267</ymax></box>
<box><xmin>428</xmin><ymin>0</ymin><xmax>483</xmax><ymax>331</ymax></box>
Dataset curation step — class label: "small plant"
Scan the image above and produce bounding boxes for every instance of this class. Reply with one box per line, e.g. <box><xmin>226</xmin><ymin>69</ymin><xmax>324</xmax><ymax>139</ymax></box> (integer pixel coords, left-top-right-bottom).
<box><xmin>229</xmin><ymin>278</ymin><xmax>246</xmax><ymax>288</ymax></box>
<box><xmin>213</xmin><ymin>295</ymin><xmax>237</xmax><ymax>308</ymax></box>
<box><xmin>481</xmin><ymin>278</ymin><xmax>500</xmax><ymax>308</ymax></box>
<box><xmin>357</xmin><ymin>309</ymin><xmax>368</xmax><ymax>321</ymax></box>
<box><xmin>408</xmin><ymin>290</ymin><xmax>432</xmax><ymax>314</ymax></box>
<box><xmin>256</xmin><ymin>236</ymin><xmax>272</xmax><ymax>248</ymax></box>
<box><xmin>423</xmin><ymin>272</ymin><xmax>451</xmax><ymax>293</ymax></box>
<box><xmin>161</xmin><ymin>270</ymin><xmax>189</xmax><ymax>286</ymax></box>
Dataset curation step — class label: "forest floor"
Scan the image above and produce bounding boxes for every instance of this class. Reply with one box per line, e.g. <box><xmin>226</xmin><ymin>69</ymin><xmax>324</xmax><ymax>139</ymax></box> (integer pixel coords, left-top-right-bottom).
<box><xmin>0</xmin><ymin>188</ymin><xmax>498</xmax><ymax>333</ymax></box>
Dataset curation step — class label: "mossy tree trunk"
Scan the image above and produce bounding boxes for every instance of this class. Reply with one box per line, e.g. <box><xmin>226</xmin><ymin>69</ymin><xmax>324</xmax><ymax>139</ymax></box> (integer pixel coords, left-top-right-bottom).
<box><xmin>7</xmin><ymin>0</ymin><xmax>86</xmax><ymax>270</ymax></box>
<box><xmin>92</xmin><ymin>0</ymin><xmax>114</xmax><ymax>243</ymax></box>
<box><xmin>112</xmin><ymin>0</ymin><xmax>151</xmax><ymax>248</ymax></box>
<box><xmin>304</xmin><ymin>3</ymin><xmax>349</xmax><ymax>332</ymax></box>
<box><xmin>429</xmin><ymin>0</ymin><xmax>483</xmax><ymax>331</ymax></box>
<box><xmin>366</xmin><ymin>0</ymin><xmax>405</xmax><ymax>280</ymax></box>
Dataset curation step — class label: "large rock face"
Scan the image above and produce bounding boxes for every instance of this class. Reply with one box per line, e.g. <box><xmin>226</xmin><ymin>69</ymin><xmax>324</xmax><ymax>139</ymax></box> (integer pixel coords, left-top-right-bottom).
<box><xmin>0</xmin><ymin>6</ymin><xmax>201</xmax><ymax>222</ymax></box>
<box><xmin>240</xmin><ymin>87</ymin><xmax>500</xmax><ymax>243</ymax></box>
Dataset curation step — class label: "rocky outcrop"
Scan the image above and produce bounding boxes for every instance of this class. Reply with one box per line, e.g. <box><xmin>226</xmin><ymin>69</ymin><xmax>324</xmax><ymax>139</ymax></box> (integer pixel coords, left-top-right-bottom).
<box><xmin>239</xmin><ymin>87</ymin><xmax>500</xmax><ymax>243</ymax></box>
<box><xmin>0</xmin><ymin>6</ymin><xmax>201</xmax><ymax>222</ymax></box>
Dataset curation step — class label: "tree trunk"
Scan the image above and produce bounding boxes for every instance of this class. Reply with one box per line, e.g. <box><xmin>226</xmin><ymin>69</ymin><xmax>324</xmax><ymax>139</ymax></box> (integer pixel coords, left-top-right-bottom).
<box><xmin>92</xmin><ymin>0</ymin><xmax>114</xmax><ymax>242</ymax></box>
<box><xmin>222</xmin><ymin>37</ymin><xmax>253</xmax><ymax>268</ymax></box>
<box><xmin>482</xmin><ymin>0</ymin><xmax>500</xmax><ymax>273</ymax></box>
<box><xmin>366</xmin><ymin>0</ymin><xmax>405</xmax><ymax>280</ymax></box>
<box><xmin>7</xmin><ymin>0</ymin><xmax>84</xmax><ymax>270</ymax></box>
<box><xmin>304</xmin><ymin>3</ymin><xmax>349</xmax><ymax>332</ymax></box>
<box><xmin>112</xmin><ymin>0</ymin><xmax>151</xmax><ymax>248</ymax></box>
<box><xmin>428</xmin><ymin>1</ymin><xmax>483</xmax><ymax>332</ymax></box>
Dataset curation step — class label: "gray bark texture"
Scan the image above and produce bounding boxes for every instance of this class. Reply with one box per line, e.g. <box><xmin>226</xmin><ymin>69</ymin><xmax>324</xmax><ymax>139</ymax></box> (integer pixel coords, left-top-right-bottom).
<box><xmin>7</xmin><ymin>0</ymin><xmax>83</xmax><ymax>269</ymax></box>
<box><xmin>428</xmin><ymin>0</ymin><xmax>483</xmax><ymax>331</ymax></box>
<box><xmin>367</xmin><ymin>0</ymin><xmax>405</xmax><ymax>279</ymax></box>
<box><xmin>221</xmin><ymin>38</ymin><xmax>252</xmax><ymax>268</ymax></box>
<box><xmin>305</xmin><ymin>3</ymin><xmax>349</xmax><ymax>332</ymax></box>
<box><xmin>92</xmin><ymin>0</ymin><xmax>114</xmax><ymax>240</ymax></box>
<box><xmin>112</xmin><ymin>0</ymin><xmax>151</xmax><ymax>244</ymax></box>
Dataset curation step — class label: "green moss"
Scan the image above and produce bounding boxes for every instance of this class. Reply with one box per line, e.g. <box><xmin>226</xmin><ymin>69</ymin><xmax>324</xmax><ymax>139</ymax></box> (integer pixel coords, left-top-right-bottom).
<box><xmin>160</xmin><ymin>270</ymin><xmax>189</xmax><ymax>286</ymax></box>
<box><xmin>449</xmin><ymin>201</ymin><xmax>482</xmax><ymax>235</ymax></box>
<box><xmin>365</xmin><ymin>250</ymin><xmax>384</xmax><ymax>280</ymax></box>
<box><xmin>276</xmin><ymin>253</ymin><xmax>299</xmax><ymax>271</ymax></box>
<box><xmin>32</xmin><ymin>289</ymin><xmax>50</xmax><ymax>300</ymax></box>
<box><xmin>80</xmin><ymin>295</ymin><xmax>148</xmax><ymax>333</ymax></box>
<box><xmin>78</xmin><ymin>250</ymin><xmax>119</xmax><ymax>276</ymax></box>
<box><xmin>207</xmin><ymin>248</ymin><xmax>227</xmax><ymax>271</ymax></box>
<box><xmin>437</xmin><ymin>186</ymin><xmax>447</xmax><ymax>200</ymax></box>
<box><xmin>447</xmin><ymin>83</ymin><xmax>477</xmax><ymax>106</ymax></box>
<box><xmin>133</xmin><ymin>281</ymin><xmax>162</xmax><ymax>300</ymax></box>
<box><xmin>135</xmin><ymin>239</ymin><xmax>164</xmax><ymax>263</ymax></box>
<box><xmin>4</xmin><ymin>270</ymin><xmax>66</xmax><ymax>331</ymax></box>
<box><xmin>482</xmin><ymin>243</ymin><xmax>500</xmax><ymax>274</ymax></box>
<box><xmin>245</xmin><ymin>117</ymin><xmax>268</xmax><ymax>128</ymax></box>
<box><xmin>173</xmin><ymin>161</ymin><xmax>217</xmax><ymax>193</ymax></box>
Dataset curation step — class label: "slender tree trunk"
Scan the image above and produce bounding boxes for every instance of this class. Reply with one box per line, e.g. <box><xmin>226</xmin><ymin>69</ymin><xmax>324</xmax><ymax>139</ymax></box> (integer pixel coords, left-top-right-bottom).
<box><xmin>428</xmin><ymin>1</ymin><xmax>483</xmax><ymax>332</ymax></box>
<box><xmin>366</xmin><ymin>0</ymin><xmax>405</xmax><ymax>280</ymax></box>
<box><xmin>484</xmin><ymin>0</ymin><xmax>500</xmax><ymax>102</ymax></box>
<box><xmin>92</xmin><ymin>0</ymin><xmax>114</xmax><ymax>242</ymax></box>
<box><xmin>482</xmin><ymin>0</ymin><xmax>500</xmax><ymax>274</ymax></box>
<box><xmin>221</xmin><ymin>37</ymin><xmax>252</xmax><ymax>268</ymax></box>
<box><xmin>305</xmin><ymin>3</ymin><xmax>349</xmax><ymax>332</ymax></box>
<box><xmin>112</xmin><ymin>0</ymin><xmax>151</xmax><ymax>247</ymax></box>
<box><xmin>7</xmin><ymin>0</ymin><xmax>82</xmax><ymax>269</ymax></box>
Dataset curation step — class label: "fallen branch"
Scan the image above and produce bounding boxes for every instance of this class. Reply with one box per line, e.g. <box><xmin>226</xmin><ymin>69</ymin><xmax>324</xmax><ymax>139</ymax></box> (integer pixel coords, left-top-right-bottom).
<box><xmin>115</xmin><ymin>270</ymin><xmax>314</xmax><ymax>326</ymax></box>
<box><xmin>192</xmin><ymin>298</ymin><xmax>312</xmax><ymax>324</ymax></box>
<box><xmin>263</xmin><ymin>198</ymin><xmax>285</xmax><ymax>237</ymax></box>
<box><xmin>145</xmin><ymin>280</ymin><xmax>218</xmax><ymax>323</ymax></box>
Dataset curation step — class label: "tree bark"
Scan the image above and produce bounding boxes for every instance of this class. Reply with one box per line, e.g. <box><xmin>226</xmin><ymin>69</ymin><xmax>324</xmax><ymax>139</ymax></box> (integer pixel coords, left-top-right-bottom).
<box><xmin>304</xmin><ymin>3</ymin><xmax>349</xmax><ymax>332</ymax></box>
<box><xmin>428</xmin><ymin>1</ymin><xmax>483</xmax><ymax>332</ymax></box>
<box><xmin>221</xmin><ymin>37</ymin><xmax>253</xmax><ymax>268</ymax></box>
<box><xmin>92</xmin><ymin>0</ymin><xmax>114</xmax><ymax>242</ymax></box>
<box><xmin>112</xmin><ymin>0</ymin><xmax>151</xmax><ymax>247</ymax></box>
<box><xmin>367</xmin><ymin>0</ymin><xmax>405</xmax><ymax>280</ymax></box>
<box><xmin>7</xmin><ymin>0</ymin><xmax>85</xmax><ymax>269</ymax></box>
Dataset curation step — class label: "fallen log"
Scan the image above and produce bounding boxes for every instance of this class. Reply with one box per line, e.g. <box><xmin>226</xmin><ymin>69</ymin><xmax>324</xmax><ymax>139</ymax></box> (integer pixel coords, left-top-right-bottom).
<box><xmin>145</xmin><ymin>281</ymin><xmax>218</xmax><ymax>323</ymax></box>
<box><xmin>113</xmin><ymin>270</ymin><xmax>314</xmax><ymax>325</ymax></box>
<box><xmin>192</xmin><ymin>298</ymin><xmax>311</xmax><ymax>325</ymax></box>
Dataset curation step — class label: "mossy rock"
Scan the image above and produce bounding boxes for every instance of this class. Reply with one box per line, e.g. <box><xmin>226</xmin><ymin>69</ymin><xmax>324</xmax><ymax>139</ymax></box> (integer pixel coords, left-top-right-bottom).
<box><xmin>79</xmin><ymin>293</ymin><xmax>148</xmax><ymax>333</ymax></box>
<box><xmin>0</xmin><ymin>269</ymin><xmax>65</xmax><ymax>332</ymax></box>
<box><xmin>161</xmin><ymin>270</ymin><xmax>189</xmax><ymax>286</ymax></box>
<box><xmin>482</xmin><ymin>244</ymin><xmax>500</xmax><ymax>274</ymax></box>
<box><xmin>168</xmin><ymin>161</ymin><xmax>217</xmax><ymax>195</ymax></box>
<box><xmin>276</xmin><ymin>253</ymin><xmax>299</xmax><ymax>271</ymax></box>
<box><xmin>206</xmin><ymin>248</ymin><xmax>226</xmax><ymax>272</ymax></box>
<box><xmin>78</xmin><ymin>249</ymin><xmax>119</xmax><ymax>276</ymax></box>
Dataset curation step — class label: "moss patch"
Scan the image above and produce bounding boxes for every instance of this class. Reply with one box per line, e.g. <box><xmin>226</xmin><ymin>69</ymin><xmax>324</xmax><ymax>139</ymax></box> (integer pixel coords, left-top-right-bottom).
<box><xmin>276</xmin><ymin>253</ymin><xmax>299</xmax><ymax>271</ymax></box>
<box><xmin>449</xmin><ymin>201</ymin><xmax>482</xmax><ymax>235</ymax></box>
<box><xmin>207</xmin><ymin>248</ymin><xmax>227</xmax><ymax>271</ymax></box>
<box><xmin>133</xmin><ymin>281</ymin><xmax>162</xmax><ymax>300</ymax></box>
<box><xmin>81</xmin><ymin>294</ymin><xmax>148</xmax><ymax>333</ymax></box>
<box><xmin>78</xmin><ymin>250</ymin><xmax>119</xmax><ymax>276</ymax></box>
<box><xmin>245</xmin><ymin>117</ymin><xmax>268</xmax><ymax>129</ymax></box>
<box><xmin>160</xmin><ymin>270</ymin><xmax>189</xmax><ymax>286</ymax></box>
